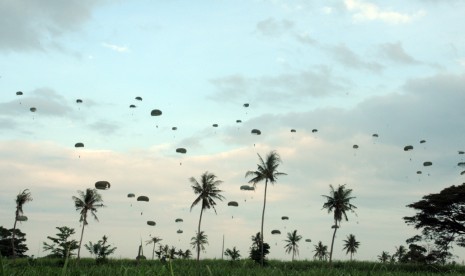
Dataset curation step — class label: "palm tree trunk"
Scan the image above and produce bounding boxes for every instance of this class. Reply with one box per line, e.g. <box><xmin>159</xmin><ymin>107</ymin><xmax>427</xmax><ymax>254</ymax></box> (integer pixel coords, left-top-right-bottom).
<box><xmin>329</xmin><ymin>220</ymin><xmax>338</xmax><ymax>265</ymax></box>
<box><xmin>196</xmin><ymin>207</ymin><xmax>204</xmax><ymax>262</ymax></box>
<box><xmin>77</xmin><ymin>215</ymin><xmax>87</xmax><ymax>260</ymax></box>
<box><xmin>152</xmin><ymin>243</ymin><xmax>155</xmax><ymax>260</ymax></box>
<box><xmin>260</xmin><ymin>179</ymin><xmax>268</xmax><ymax>267</ymax></box>
<box><xmin>350</xmin><ymin>252</ymin><xmax>353</xmax><ymax>261</ymax></box>
<box><xmin>11</xmin><ymin>215</ymin><xmax>18</xmax><ymax>259</ymax></box>
<box><xmin>292</xmin><ymin>249</ymin><xmax>295</xmax><ymax>262</ymax></box>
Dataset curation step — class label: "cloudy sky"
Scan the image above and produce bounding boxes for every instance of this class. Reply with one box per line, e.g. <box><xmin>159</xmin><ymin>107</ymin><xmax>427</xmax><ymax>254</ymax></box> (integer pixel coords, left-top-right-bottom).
<box><xmin>1</xmin><ymin>0</ymin><xmax>465</xmax><ymax>262</ymax></box>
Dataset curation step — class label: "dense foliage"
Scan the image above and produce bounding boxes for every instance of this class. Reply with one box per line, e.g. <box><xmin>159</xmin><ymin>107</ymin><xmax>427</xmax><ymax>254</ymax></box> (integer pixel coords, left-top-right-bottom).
<box><xmin>0</xmin><ymin>226</ymin><xmax>28</xmax><ymax>258</ymax></box>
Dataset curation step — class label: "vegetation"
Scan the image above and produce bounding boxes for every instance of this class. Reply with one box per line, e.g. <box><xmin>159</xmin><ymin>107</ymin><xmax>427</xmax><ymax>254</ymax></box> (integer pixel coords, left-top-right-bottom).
<box><xmin>321</xmin><ymin>184</ymin><xmax>357</xmax><ymax>265</ymax></box>
<box><xmin>224</xmin><ymin>246</ymin><xmax>241</xmax><ymax>261</ymax></box>
<box><xmin>343</xmin><ymin>234</ymin><xmax>360</xmax><ymax>261</ymax></box>
<box><xmin>42</xmin><ymin>226</ymin><xmax>79</xmax><ymax>259</ymax></box>
<box><xmin>72</xmin><ymin>188</ymin><xmax>105</xmax><ymax>260</ymax></box>
<box><xmin>313</xmin><ymin>241</ymin><xmax>328</xmax><ymax>261</ymax></box>
<box><xmin>249</xmin><ymin>232</ymin><xmax>270</xmax><ymax>265</ymax></box>
<box><xmin>0</xmin><ymin>226</ymin><xmax>28</xmax><ymax>258</ymax></box>
<box><xmin>190</xmin><ymin>231</ymin><xmax>208</xmax><ymax>258</ymax></box>
<box><xmin>284</xmin><ymin>230</ymin><xmax>302</xmax><ymax>261</ymax></box>
<box><xmin>11</xmin><ymin>189</ymin><xmax>32</xmax><ymax>259</ymax></box>
<box><xmin>84</xmin><ymin>235</ymin><xmax>117</xmax><ymax>264</ymax></box>
<box><xmin>189</xmin><ymin>171</ymin><xmax>225</xmax><ymax>261</ymax></box>
<box><xmin>145</xmin><ymin>236</ymin><xmax>162</xmax><ymax>260</ymax></box>
<box><xmin>246</xmin><ymin>150</ymin><xmax>287</xmax><ymax>266</ymax></box>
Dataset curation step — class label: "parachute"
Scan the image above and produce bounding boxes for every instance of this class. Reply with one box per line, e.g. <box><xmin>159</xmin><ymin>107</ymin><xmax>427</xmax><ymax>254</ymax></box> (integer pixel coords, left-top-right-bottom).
<box><xmin>281</xmin><ymin>216</ymin><xmax>289</xmax><ymax>220</ymax></box>
<box><xmin>176</xmin><ymin>148</ymin><xmax>187</xmax><ymax>154</ymax></box>
<box><xmin>251</xmin><ymin>129</ymin><xmax>261</xmax><ymax>135</ymax></box>
<box><xmin>129</xmin><ymin>104</ymin><xmax>136</xmax><ymax>108</ymax></box>
<box><xmin>212</xmin><ymin>124</ymin><xmax>218</xmax><ymax>127</ymax></box>
<box><xmin>353</xmin><ymin>145</ymin><xmax>359</xmax><ymax>149</ymax></box>
<box><xmin>423</xmin><ymin>161</ymin><xmax>433</xmax><ymax>167</ymax></box>
<box><xmin>127</xmin><ymin>193</ymin><xmax>135</xmax><ymax>198</ymax></box>
<box><xmin>240</xmin><ymin>185</ymin><xmax>254</xmax><ymax>191</ymax></box>
<box><xmin>16</xmin><ymin>91</ymin><xmax>23</xmax><ymax>96</ymax></box>
<box><xmin>16</xmin><ymin>216</ymin><xmax>28</xmax><ymax>222</ymax></box>
<box><xmin>312</xmin><ymin>129</ymin><xmax>318</xmax><ymax>133</ymax></box>
<box><xmin>135</xmin><ymin>97</ymin><xmax>143</xmax><ymax>101</ymax></box>
<box><xmin>95</xmin><ymin>181</ymin><xmax>110</xmax><ymax>190</ymax></box>
<box><xmin>458</xmin><ymin>162</ymin><xmax>465</xmax><ymax>167</ymax></box>
<box><xmin>75</xmin><ymin>142</ymin><xmax>84</xmax><ymax>148</ymax></box>
<box><xmin>404</xmin><ymin>145</ymin><xmax>414</xmax><ymax>151</ymax></box>
<box><xmin>147</xmin><ymin>221</ymin><xmax>156</xmax><ymax>226</ymax></box>
<box><xmin>30</xmin><ymin>107</ymin><xmax>37</xmax><ymax>112</ymax></box>
<box><xmin>271</xmin><ymin>230</ymin><xmax>281</xmax><ymax>235</ymax></box>
<box><xmin>305</xmin><ymin>239</ymin><xmax>311</xmax><ymax>242</ymax></box>
<box><xmin>290</xmin><ymin>129</ymin><xmax>296</xmax><ymax>133</ymax></box>
<box><xmin>459</xmin><ymin>151</ymin><xmax>465</xmax><ymax>155</ymax></box>
<box><xmin>372</xmin><ymin>134</ymin><xmax>379</xmax><ymax>137</ymax></box>
<box><xmin>177</xmin><ymin>229</ymin><xmax>183</xmax><ymax>234</ymax></box>
<box><xmin>227</xmin><ymin>201</ymin><xmax>238</xmax><ymax>207</ymax></box>
<box><xmin>236</xmin><ymin>120</ymin><xmax>242</xmax><ymax>123</ymax></box>
<box><xmin>137</xmin><ymin>196</ymin><xmax>149</xmax><ymax>202</ymax></box>
<box><xmin>150</xmin><ymin>109</ymin><xmax>162</xmax><ymax>116</ymax></box>
<box><xmin>76</xmin><ymin>99</ymin><xmax>83</xmax><ymax>104</ymax></box>
<box><xmin>243</xmin><ymin>103</ymin><xmax>249</xmax><ymax>107</ymax></box>
<box><xmin>175</xmin><ymin>218</ymin><xmax>183</xmax><ymax>223</ymax></box>
<box><xmin>416</xmin><ymin>171</ymin><xmax>422</xmax><ymax>174</ymax></box>
<box><xmin>461</xmin><ymin>171</ymin><xmax>465</xmax><ymax>175</ymax></box>
<box><xmin>172</xmin><ymin>127</ymin><xmax>177</xmax><ymax>131</ymax></box>
<box><xmin>420</xmin><ymin>140</ymin><xmax>426</xmax><ymax>144</ymax></box>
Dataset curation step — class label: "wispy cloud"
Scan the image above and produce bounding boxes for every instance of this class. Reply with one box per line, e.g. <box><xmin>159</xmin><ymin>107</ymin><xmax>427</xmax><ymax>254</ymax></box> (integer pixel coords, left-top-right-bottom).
<box><xmin>102</xmin><ymin>42</ymin><xmax>129</xmax><ymax>53</ymax></box>
<box><xmin>344</xmin><ymin>0</ymin><xmax>425</xmax><ymax>24</ymax></box>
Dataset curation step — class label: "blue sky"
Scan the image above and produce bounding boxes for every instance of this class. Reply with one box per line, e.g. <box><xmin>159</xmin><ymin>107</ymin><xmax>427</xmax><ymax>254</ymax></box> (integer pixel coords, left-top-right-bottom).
<box><xmin>1</xmin><ymin>0</ymin><xmax>465</xmax><ymax>262</ymax></box>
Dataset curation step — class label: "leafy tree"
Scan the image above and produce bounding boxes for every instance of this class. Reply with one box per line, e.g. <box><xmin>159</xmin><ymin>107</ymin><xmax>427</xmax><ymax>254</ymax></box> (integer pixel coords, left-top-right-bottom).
<box><xmin>321</xmin><ymin>184</ymin><xmax>356</xmax><ymax>265</ymax></box>
<box><xmin>145</xmin><ymin>236</ymin><xmax>162</xmax><ymax>260</ymax></box>
<box><xmin>378</xmin><ymin>251</ymin><xmax>390</xmax><ymax>263</ymax></box>
<box><xmin>246</xmin><ymin>151</ymin><xmax>286</xmax><ymax>266</ymax></box>
<box><xmin>84</xmin><ymin>235</ymin><xmax>117</xmax><ymax>264</ymax></box>
<box><xmin>249</xmin><ymin>232</ymin><xmax>270</xmax><ymax>265</ymax></box>
<box><xmin>224</xmin><ymin>246</ymin><xmax>241</xmax><ymax>261</ymax></box>
<box><xmin>190</xmin><ymin>231</ymin><xmax>208</xmax><ymax>256</ymax></box>
<box><xmin>72</xmin><ymin>188</ymin><xmax>105</xmax><ymax>260</ymax></box>
<box><xmin>11</xmin><ymin>189</ymin><xmax>32</xmax><ymax>259</ymax></box>
<box><xmin>190</xmin><ymin>171</ymin><xmax>224</xmax><ymax>261</ymax></box>
<box><xmin>43</xmin><ymin>226</ymin><xmax>79</xmax><ymax>259</ymax></box>
<box><xmin>284</xmin><ymin>230</ymin><xmax>302</xmax><ymax>261</ymax></box>
<box><xmin>394</xmin><ymin>245</ymin><xmax>407</xmax><ymax>263</ymax></box>
<box><xmin>342</xmin><ymin>234</ymin><xmax>360</xmax><ymax>261</ymax></box>
<box><xmin>313</xmin><ymin>241</ymin><xmax>329</xmax><ymax>261</ymax></box>
<box><xmin>0</xmin><ymin>226</ymin><xmax>28</xmax><ymax>258</ymax></box>
<box><xmin>403</xmin><ymin>183</ymin><xmax>465</xmax><ymax>264</ymax></box>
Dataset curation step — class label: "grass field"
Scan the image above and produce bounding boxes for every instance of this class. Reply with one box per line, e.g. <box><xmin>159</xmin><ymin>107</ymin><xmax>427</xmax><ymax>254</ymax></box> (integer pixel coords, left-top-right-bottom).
<box><xmin>2</xmin><ymin>257</ymin><xmax>465</xmax><ymax>276</ymax></box>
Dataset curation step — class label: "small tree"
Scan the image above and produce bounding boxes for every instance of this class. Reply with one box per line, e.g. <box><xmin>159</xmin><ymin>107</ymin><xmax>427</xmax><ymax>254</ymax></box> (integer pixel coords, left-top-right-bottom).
<box><xmin>378</xmin><ymin>251</ymin><xmax>390</xmax><ymax>263</ymax></box>
<box><xmin>284</xmin><ymin>230</ymin><xmax>302</xmax><ymax>261</ymax></box>
<box><xmin>146</xmin><ymin>236</ymin><xmax>162</xmax><ymax>260</ymax></box>
<box><xmin>313</xmin><ymin>241</ymin><xmax>329</xmax><ymax>261</ymax></box>
<box><xmin>224</xmin><ymin>246</ymin><xmax>241</xmax><ymax>261</ymax></box>
<box><xmin>11</xmin><ymin>189</ymin><xmax>32</xmax><ymax>259</ymax></box>
<box><xmin>190</xmin><ymin>231</ymin><xmax>208</xmax><ymax>256</ymax></box>
<box><xmin>342</xmin><ymin>234</ymin><xmax>360</xmax><ymax>261</ymax></box>
<box><xmin>0</xmin><ymin>226</ymin><xmax>28</xmax><ymax>258</ymax></box>
<box><xmin>84</xmin><ymin>235</ymin><xmax>117</xmax><ymax>264</ymax></box>
<box><xmin>249</xmin><ymin>232</ymin><xmax>270</xmax><ymax>265</ymax></box>
<box><xmin>43</xmin><ymin>226</ymin><xmax>79</xmax><ymax>259</ymax></box>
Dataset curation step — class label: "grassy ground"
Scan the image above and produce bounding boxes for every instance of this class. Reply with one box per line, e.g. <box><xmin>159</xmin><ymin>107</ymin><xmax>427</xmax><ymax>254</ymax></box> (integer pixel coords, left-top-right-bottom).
<box><xmin>1</xmin><ymin>257</ymin><xmax>465</xmax><ymax>275</ymax></box>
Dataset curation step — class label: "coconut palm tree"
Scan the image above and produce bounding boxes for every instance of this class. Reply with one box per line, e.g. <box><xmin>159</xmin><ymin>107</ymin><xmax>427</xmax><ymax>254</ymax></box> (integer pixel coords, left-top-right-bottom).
<box><xmin>284</xmin><ymin>230</ymin><xmax>302</xmax><ymax>261</ymax></box>
<box><xmin>322</xmin><ymin>184</ymin><xmax>356</xmax><ymax>265</ymax></box>
<box><xmin>342</xmin><ymin>234</ymin><xmax>360</xmax><ymax>261</ymax></box>
<box><xmin>146</xmin><ymin>236</ymin><xmax>162</xmax><ymax>260</ymax></box>
<box><xmin>245</xmin><ymin>150</ymin><xmax>287</xmax><ymax>266</ymax></box>
<box><xmin>394</xmin><ymin>245</ymin><xmax>407</xmax><ymax>263</ymax></box>
<box><xmin>190</xmin><ymin>171</ymin><xmax>224</xmax><ymax>261</ymax></box>
<box><xmin>190</xmin><ymin>231</ymin><xmax>208</xmax><ymax>255</ymax></box>
<box><xmin>378</xmin><ymin>251</ymin><xmax>390</xmax><ymax>263</ymax></box>
<box><xmin>72</xmin><ymin>188</ymin><xmax>105</xmax><ymax>260</ymax></box>
<box><xmin>11</xmin><ymin>189</ymin><xmax>32</xmax><ymax>259</ymax></box>
<box><xmin>313</xmin><ymin>241</ymin><xmax>329</xmax><ymax>261</ymax></box>
<box><xmin>224</xmin><ymin>246</ymin><xmax>241</xmax><ymax>261</ymax></box>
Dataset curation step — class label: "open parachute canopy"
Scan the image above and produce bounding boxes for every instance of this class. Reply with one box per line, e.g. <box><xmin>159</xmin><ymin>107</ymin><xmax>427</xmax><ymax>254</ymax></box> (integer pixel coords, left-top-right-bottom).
<box><xmin>353</xmin><ymin>145</ymin><xmax>359</xmax><ymax>149</ymax></box>
<box><xmin>236</xmin><ymin>120</ymin><xmax>242</xmax><ymax>123</ymax></box>
<box><xmin>127</xmin><ymin>193</ymin><xmax>135</xmax><ymax>198</ymax></box>
<box><xmin>212</xmin><ymin>123</ymin><xmax>218</xmax><ymax>127</ymax></box>
<box><xmin>16</xmin><ymin>215</ymin><xmax>28</xmax><ymax>222</ymax></box>
<box><xmin>417</xmin><ymin>171</ymin><xmax>422</xmax><ymax>175</ymax></box>
<box><xmin>290</xmin><ymin>129</ymin><xmax>296</xmax><ymax>133</ymax></box>
<box><xmin>16</xmin><ymin>91</ymin><xmax>23</xmax><ymax>96</ymax></box>
<box><xmin>76</xmin><ymin>99</ymin><xmax>83</xmax><ymax>103</ymax></box>
<box><xmin>404</xmin><ymin>145</ymin><xmax>414</xmax><ymax>151</ymax></box>
<box><xmin>129</xmin><ymin>104</ymin><xmax>136</xmax><ymax>108</ymax></box>
<box><xmin>312</xmin><ymin>129</ymin><xmax>318</xmax><ymax>133</ymax></box>
<box><xmin>150</xmin><ymin>109</ymin><xmax>162</xmax><ymax>116</ymax></box>
<box><xmin>147</xmin><ymin>221</ymin><xmax>156</xmax><ymax>226</ymax></box>
<box><xmin>30</xmin><ymin>107</ymin><xmax>36</xmax><ymax>112</ymax></box>
<box><xmin>177</xmin><ymin>229</ymin><xmax>183</xmax><ymax>234</ymax></box>
<box><xmin>137</xmin><ymin>195</ymin><xmax>149</xmax><ymax>202</ymax></box>
<box><xmin>281</xmin><ymin>216</ymin><xmax>289</xmax><ymax>220</ymax></box>
<box><xmin>240</xmin><ymin>185</ymin><xmax>254</xmax><ymax>191</ymax></box>
<box><xmin>175</xmin><ymin>218</ymin><xmax>183</xmax><ymax>223</ymax></box>
<box><xmin>251</xmin><ymin>129</ymin><xmax>261</xmax><ymax>135</ymax></box>
<box><xmin>420</xmin><ymin>140</ymin><xmax>426</xmax><ymax>144</ymax></box>
<box><xmin>459</xmin><ymin>151</ymin><xmax>465</xmax><ymax>155</ymax></box>
<box><xmin>372</xmin><ymin>133</ymin><xmax>379</xmax><ymax>137</ymax></box>
<box><xmin>176</xmin><ymin>148</ymin><xmax>187</xmax><ymax>154</ymax></box>
<box><xmin>243</xmin><ymin>103</ymin><xmax>249</xmax><ymax>107</ymax></box>
<box><xmin>271</xmin><ymin>230</ymin><xmax>281</xmax><ymax>235</ymax></box>
<box><xmin>172</xmin><ymin>127</ymin><xmax>177</xmax><ymax>131</ymax></box>
<box><xmin>423</xmin><ymin>161</ymin><xmax>433</xmax><ymax>167</ymax></box>
<box><xmin>305</xmin><ymin>239</ymin><xmax>311</xmax><ymax>242</ymax></box>
<box><xmin>227</xmin><ymin>201</ymin><xmax>238</xmax><ymax>207</ymax></box>
<box><xmin>75</xmin><ymin>142</ymin><xmax>84</xmax><ymax>148</ymax></box>
<box><xmin>458</xmin><ymin>162</ymin><xmax>465</xmax><ymax>167</ymax></box>
<box><xmin>95</xmin><ymin>181</ymin><xmax>110</xmax><ymax>190</ymax></box>
<box><xmin>135</xmin><ymin>96</ymin><xmax>142</xmax><ymax>101</ymax></box>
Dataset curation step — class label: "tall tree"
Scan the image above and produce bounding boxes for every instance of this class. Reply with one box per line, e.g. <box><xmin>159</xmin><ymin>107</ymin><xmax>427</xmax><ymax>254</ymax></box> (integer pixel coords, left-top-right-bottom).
<box><xmin>190</xmin><ymin>231</ymin><xmax>208</xmax><ymax>256</ymax></box>
<box><xmin>342</xmin><ymin>234</ymin><xmax>360</xmax><ymax>261</ymax></box>
<box><xmin>284</xmin><ymin>230</ymin><xmax>302</xmax><ymax>261</ymax></box>
<box><xmin>0</xmin><ymin>226</ymin><xmax>28</xmax><ymax>258</ymax></box>
<box><xmin>11</xmin><ymin>189</ymin><xmax>32</xmax><ymax>259</ymax></box>
<box><xmin>322</xmin><ymin>184</ymin><xmax>356</xmax><ymax>265</ymax></box>
<box><xmin>245</xmin><ymin>151</ymin><xmax>287</xmax><ymax>266</ymax></box>
<box><xmin>313</xmin><ymin>241</ymin><xmax>329</xmax><ymax>261</ymax></box>
<box><xmin>72</xmin><ymin>188</ymin><xmax>105</xmax><ymax>260</ymax></box>
<box><xmin>190</xmin><ymin>171</ymin><xmax>225</xmax><ymax>261</ymax></box>
<box><xmin>403</xmin><ymin>183</ymin><xmax>465</xmax><ymax>264</ymax></box>
<box><xmin>43</xmin><ymin>226</ymin><xmax>79</xmax><ymax>259</ymax></box>
<box><xmin>146</xmin><ymin>236</ymin><xmax>162</xmax><ymax>260</ymax></box>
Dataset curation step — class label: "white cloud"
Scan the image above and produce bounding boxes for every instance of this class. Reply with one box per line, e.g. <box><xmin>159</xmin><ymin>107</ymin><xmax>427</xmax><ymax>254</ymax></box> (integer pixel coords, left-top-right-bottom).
<box><xmin>344</xmin><ymin>0</ymin><xmax>425</xmax><ymax>24</ymax></box>
<box><xmin>102</xmin><ymin>42</ymin><xmax>129</xmax><ymax>53</ymax></box>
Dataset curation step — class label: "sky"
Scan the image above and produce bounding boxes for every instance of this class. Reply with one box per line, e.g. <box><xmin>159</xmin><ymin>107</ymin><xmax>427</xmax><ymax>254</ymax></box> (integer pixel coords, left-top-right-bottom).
<box><xmin>1</xmin><ymin>0</ymin><xmax>465</xmax><ymax>262</ymax></box>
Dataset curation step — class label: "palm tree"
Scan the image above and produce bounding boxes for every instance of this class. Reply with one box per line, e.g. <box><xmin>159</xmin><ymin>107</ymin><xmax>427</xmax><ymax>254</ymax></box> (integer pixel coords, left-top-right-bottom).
<box><xmin>146</xmin><ymin>236</ymin><xmax>162</xmax><ymax>260</ymax></box>
<box><xmin>190</xmin><ymin>231</ymin><xmax>208</xmax><ymax>255</ymax></box>
<box><xmin>313</xmin><ymin>241</ymin><xmax>329</xmax><ymax>261</ymax></box>
<box><xmin>183</xmin><ymin>249</ymin><xmax>192</xmax><ymax>259</ymax></box>
<box><xmin>322</xmin><ymin>184</ymin><xmax>356</xmax><ymax>265</ymax></box>
<box><xmin>224</xmin><ymin>246</ymin><xmax>241</xmax><ymax>261</ymax></box>
<box><xmin>245</xmin><ymin>150</ymin><xmax>287</xmax><ymax>266</ymax></box>
<box><xmin>394</xmin><ymin>245</ymin><xmax>407</xmax><ymax>263</ymax></box>
<box><xmin>284</xmin><ymin>230</ymin><xmax>302</xmax><ymax>261</ymax></box>
<box><xmin>72</xmin><ymin>188</ymin><xmax>105</xmax><ymax>260</ymax></box>
<box><xmin>190</xmin><ymin>171</ymin><xmax>225</xmax><ymax>261</ymax></box>
<box><xmin>11</xmin><ymin>189</ymin><xmax>32</xmax><ymax>259</ymax></box>
<box><xmin>378</xmin><ymin>251</ymin><xmax>390</xmax><ymax>263</ymax></box>
<box><xmin>342</xmin><ymin>234</ymin><xmax>360</xmax><ymax>261</ymax></box>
